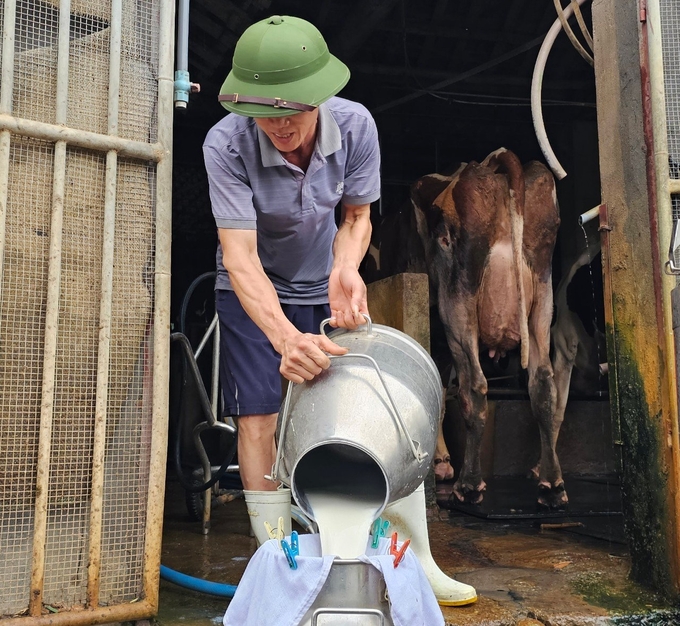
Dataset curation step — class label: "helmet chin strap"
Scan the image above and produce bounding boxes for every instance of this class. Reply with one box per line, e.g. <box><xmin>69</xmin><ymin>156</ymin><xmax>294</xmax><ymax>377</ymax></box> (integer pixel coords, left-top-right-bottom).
<box><xmin>218</xmin><ymin>94</ymin><xmax>316</xmax><ymax>113</ymax></box>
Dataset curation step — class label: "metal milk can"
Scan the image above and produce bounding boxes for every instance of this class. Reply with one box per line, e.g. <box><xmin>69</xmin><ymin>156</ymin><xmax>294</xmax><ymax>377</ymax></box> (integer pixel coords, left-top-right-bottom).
<box><xmin>272</xmin><ymin>316</ymin><xmax>442</xmax><ymax>521</ymax></box>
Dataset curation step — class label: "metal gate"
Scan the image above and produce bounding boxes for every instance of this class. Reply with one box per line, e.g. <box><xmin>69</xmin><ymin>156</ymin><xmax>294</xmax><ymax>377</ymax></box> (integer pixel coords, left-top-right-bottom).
<box><xmin>0</xmin><ymin>0</ymin><xmax>174</xmax><ymax>623</ymax></box>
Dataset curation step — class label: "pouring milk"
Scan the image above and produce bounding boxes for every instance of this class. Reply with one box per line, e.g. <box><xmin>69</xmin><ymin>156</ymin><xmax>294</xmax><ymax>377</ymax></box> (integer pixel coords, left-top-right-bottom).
<box><xmin>306</xmin><ymin>491</ymin><xmax>382</xmax><ymax>558</ymax></box>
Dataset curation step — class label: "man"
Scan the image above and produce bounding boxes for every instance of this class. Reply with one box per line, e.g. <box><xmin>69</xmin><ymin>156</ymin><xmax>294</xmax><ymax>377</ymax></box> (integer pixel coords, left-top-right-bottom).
<box><xmin>203</xmin><ymin>14</ymin><xmax>476</xmax><ymax>606</ymax></box>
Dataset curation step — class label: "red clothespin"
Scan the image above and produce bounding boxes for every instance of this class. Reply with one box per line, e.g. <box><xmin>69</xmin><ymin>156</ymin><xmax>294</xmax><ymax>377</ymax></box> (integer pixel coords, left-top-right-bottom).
<box><xmin>389</xmin><ymin>532</ymin><xmax>411</xmax><ymax>568</ymax></box>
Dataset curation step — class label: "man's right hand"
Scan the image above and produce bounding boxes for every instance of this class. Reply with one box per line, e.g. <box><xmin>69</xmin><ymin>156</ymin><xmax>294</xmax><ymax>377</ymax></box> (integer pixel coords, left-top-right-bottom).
<box><xmin>279</xmin><ymin>332</ymin><xmax>348</xmax><ymax>384</ymax></box>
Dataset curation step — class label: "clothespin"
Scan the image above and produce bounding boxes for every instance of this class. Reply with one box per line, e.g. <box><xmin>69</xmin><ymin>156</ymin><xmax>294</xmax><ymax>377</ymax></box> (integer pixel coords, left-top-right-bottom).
<box><xmin>371</xmin><ymin>517</ymin><xmax>390</xmax><ymax>549</ymax></box>
<box><xmin>281</xmin><ymin>530</ymin><xmax>299</xmax><ymax>570</ymax></box>
<box><xmin>389</xmin><ymin>532</ymin><xmax>411</xmax><ymax>568</ymax></box>
<box><xmin>264</xmin><ymin>516</ymin><xmax>285</xmax><ymax>549</ymax></box>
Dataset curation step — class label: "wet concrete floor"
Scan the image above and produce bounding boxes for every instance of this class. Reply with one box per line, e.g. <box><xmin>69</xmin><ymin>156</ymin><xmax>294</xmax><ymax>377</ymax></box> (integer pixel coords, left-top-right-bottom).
<box><xmin>147</xmin><ymin>477</ymin><xmax>680</xmax><ymax>626</ymax></box>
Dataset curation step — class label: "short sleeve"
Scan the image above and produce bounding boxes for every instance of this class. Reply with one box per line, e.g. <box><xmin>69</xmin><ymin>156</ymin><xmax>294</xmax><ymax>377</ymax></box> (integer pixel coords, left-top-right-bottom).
<box><xmin>203</xmin><ymin>141</ymin><xmax>257</xmax><ymax>230</ymax></box>
<box><xmin>341</xmin><ymin>113</ymin><xmax>381</xmax><ymax>206</ymax></box>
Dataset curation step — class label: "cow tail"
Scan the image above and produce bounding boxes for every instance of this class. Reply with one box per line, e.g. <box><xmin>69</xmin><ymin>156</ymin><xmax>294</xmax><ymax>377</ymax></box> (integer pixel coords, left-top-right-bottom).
<box><xmin>483</xmin><ymin>148</ymin><xmax>530</xmax><ymax>369</ymax></box>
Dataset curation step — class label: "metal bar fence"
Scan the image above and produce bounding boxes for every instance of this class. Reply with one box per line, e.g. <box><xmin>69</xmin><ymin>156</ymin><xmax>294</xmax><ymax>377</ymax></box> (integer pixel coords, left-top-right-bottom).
<box><xmin>0</xmin><ymin>0</ymin><xmax>174</xmax><ymax>623</ymax></box>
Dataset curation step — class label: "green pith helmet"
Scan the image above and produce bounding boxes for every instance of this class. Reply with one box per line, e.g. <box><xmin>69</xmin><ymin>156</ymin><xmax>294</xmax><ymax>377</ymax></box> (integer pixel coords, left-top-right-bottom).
<box><xmin>218</xmin><ymin>15</ymin><xmax>350</xmax><ymax>118</ymax></box>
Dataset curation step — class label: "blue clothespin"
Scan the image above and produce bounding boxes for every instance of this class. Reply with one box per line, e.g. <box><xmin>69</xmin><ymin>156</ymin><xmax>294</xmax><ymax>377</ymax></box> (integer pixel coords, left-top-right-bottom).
<box><xmin>281</xmin><ymin>530</ymin><xmax>299</xmax><ymax>570</ymax></box>
<box><xmin>371</xmin><ymin>517</ymin><xmax>390</xmax><ymax>549</ymax></box>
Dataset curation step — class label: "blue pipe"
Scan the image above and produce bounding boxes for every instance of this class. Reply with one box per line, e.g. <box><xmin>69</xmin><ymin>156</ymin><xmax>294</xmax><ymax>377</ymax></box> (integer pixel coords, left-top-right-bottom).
<box><xmin>160</xmin><ymin>564</ymin><xmax>237</xmax><ymax>598</ymax></box>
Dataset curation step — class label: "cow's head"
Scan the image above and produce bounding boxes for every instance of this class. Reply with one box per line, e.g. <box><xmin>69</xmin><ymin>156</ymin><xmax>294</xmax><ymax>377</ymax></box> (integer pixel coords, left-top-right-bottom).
<box><xmin>410</xmin><ymin>168</ymin><xmax>465</xmax><ymax>285</ymax></box>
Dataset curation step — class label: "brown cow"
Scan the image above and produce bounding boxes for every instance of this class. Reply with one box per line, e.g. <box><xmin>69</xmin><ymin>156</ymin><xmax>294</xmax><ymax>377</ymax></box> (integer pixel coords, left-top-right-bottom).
<box><xmin>376</xmin><ymin>200</ymin><xmax>455</xmax><ymax>482</ymax></box>
<box><xmin>410</xmin><ymin>148</ymin><xmax>563</xmax><ymax>509</ymax></box>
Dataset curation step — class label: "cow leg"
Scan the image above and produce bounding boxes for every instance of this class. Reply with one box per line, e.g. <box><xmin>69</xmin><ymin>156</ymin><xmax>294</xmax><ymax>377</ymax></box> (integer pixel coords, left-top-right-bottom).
<box><xmin>434</xmin><ymin>386</ymin><xmax>454</xmax><ymax>481</ymax></box>
<box><xmin>531</xmin><ymin>316</ymin><xmax>578</xmax><ymax>481</ymax></box>
<box><xmin>449</xmin><ymin>339</ymin><xmax>488</xmax><ymax>504</ymax></box>
<box><xmin>528</xmin><ymin>282</ymin><xmax>566</xmax><ymax>509</ymax></box>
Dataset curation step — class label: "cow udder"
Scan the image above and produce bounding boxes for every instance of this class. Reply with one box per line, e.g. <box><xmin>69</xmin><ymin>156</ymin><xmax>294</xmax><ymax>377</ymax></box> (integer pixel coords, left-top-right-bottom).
<box><xmin>476</xmin><ymin>240</ymin><xmax>526</xmax><ymax>353</ymax></box>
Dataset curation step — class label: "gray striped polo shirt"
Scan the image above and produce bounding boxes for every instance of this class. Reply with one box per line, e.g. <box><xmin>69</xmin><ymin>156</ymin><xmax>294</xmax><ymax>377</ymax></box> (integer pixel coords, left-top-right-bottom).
<box><xmin>203</xmin><ymin>96</ymin><xmax>381</xmax><ymax>304</ymax></box>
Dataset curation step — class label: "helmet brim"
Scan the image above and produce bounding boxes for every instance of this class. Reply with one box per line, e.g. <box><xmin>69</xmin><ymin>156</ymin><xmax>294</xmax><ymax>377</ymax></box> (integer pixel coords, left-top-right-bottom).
<box><xmin>219</xmin><ymin>53</ymin><xmax>350</xmax><ymax>118</ymax></box>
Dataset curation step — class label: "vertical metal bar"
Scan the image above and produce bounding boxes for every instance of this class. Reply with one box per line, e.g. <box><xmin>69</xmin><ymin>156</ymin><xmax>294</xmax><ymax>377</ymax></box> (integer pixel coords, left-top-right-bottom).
<box><xmin>211</xmin><ymin>322</ymin><xmax>220</xmax><ymax>419</ymax></box>
<box><xmin>0</xmin><ymin>0</ymin><xmax>16</xmax><ymax>113</ymax></box>
<box><xmin>54</xmin><ymin>0</ymin><xmax>70</xmax><ymax>125</ymax></box>
<box><xmin>142</xmin><ymin>0</ymin><xmax>175</xmax><ymax>609</ymax></box>
<box><xmin>29</xmin><ymin>139</ymin><xmax>67</xmax><ymax>615</ymax></box>
<box><xmin>29</xmin><ymin>0</ymin><xmax>71</xmax><ymax>613</ymax></box>
<box><xmin>204</xmin><ymin>318</ymin><xmax>219</xmax><ymax>532</ymax></box>
<box><xmin>86</xmin><ymin>0</ymin><xmax>122</xmax><ymax>605</ymax></box>
<box><xmin>0</xmin><ymin>0</ymin><xmax>17</xmax><ymax>300</ymax></box>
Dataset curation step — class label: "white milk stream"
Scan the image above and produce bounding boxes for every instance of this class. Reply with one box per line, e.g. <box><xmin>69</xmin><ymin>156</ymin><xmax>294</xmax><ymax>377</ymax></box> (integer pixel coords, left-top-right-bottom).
<box><xmin>306</xmin><ymin>490</ymin><xmax>382</xmax><ymax>558</ymax></box>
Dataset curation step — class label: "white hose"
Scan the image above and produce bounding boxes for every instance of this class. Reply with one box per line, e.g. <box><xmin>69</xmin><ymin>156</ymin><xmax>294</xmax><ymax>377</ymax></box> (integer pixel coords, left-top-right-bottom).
<box><xmin>531</xmin><ymin>0</ymin><xmax>591</xmax><ymax>180</ymax></box>
<box><xmin>553</xmin><ymin>0</ymin><xmax>594</xmax><ymax>66</ymax></box>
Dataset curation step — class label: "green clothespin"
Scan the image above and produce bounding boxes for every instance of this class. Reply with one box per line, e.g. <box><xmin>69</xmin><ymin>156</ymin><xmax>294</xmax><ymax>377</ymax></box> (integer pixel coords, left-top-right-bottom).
<box><xmin>371</xmin><ymin>517</ymin><xmax>390</xmax><ymax>549</ymax></box>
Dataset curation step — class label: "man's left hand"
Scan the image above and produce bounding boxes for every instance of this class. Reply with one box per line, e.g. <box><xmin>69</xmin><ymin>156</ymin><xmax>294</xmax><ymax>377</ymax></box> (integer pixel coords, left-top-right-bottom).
<box><xmin>328</xmin><ymin>266</ymin><xmax>368</xmax><ymax>329</ymax></box>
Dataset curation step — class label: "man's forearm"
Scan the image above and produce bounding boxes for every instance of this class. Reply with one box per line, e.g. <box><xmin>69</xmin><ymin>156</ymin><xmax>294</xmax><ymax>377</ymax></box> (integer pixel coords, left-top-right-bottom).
<box><xmin>227</xmin><ymin>260</ymin><xmax>297</xmax><ymax>354</ymax></box>
<box><xmin>332</xmin><ymin>204</ymin><xmax>372</xmax><ymax>269</ymax></box>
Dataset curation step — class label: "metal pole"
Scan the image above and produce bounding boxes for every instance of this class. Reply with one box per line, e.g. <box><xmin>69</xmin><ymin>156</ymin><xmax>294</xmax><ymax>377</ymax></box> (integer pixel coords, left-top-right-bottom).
<box><xmin>0</xmin><ymin>114</ymin><xmax>162</xmax><ymax>161</ymax></box>
<box><xmin>0</xmin><ymin>0</ymin><xmax>17</xmax><ymax>304</ymax></box>
<box><xmin>2</xmin><ymin>598</ymin><xmax>157</xmax><ymax>626</ymax></box>
<box><xmin>86</xmin><ymin>0</ymin><xmax>123</xmax><ymax>605</ymax></box>
<box><xmin>142</xmin><ymin>0</ymin><xmax>175</xmax><ymax>610</ymax></box>
<box><xmin>29</xmin><ymin>0</ymin><xmax>71</xmax><ymax>611</ymax></box>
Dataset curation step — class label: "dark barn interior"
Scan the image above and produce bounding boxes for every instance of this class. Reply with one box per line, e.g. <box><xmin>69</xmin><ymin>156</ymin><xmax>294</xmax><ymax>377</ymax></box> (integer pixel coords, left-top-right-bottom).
<box><xmin>171</xmin><ymin>0</ymin><xmax>617</xmax><ymax>536</ymax></box>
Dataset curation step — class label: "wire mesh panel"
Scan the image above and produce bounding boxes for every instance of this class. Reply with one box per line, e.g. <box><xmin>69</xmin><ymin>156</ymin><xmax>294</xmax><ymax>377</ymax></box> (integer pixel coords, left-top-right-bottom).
<box><xmin>0</xmin><ymin>136</ymin><xmax>53</xmax><ymax>616</ymax></box>
<box><xmin>0</xmin><ymin>0</ymin><xmax>171</xmax><ymax>622</ymax></box>
<box><xmin>660</xmin><ymin>0</ymin><xmax>680</xmax><ymax>220</ymax></box>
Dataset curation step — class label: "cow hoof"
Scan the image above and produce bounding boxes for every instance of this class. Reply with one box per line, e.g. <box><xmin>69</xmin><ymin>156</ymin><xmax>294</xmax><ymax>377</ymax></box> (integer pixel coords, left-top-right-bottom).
<box><xmin>452</xmin><ymin>480</ymin><xmax>486</xmax><ymax>505</ymax></box>
<box><xmin>537</xmin><ymin>482</ymin><xmax>568</xmax><ymax>510</ymax></box>
<box><xmin>528</xmin><ymin>463</ymin><xmax>540</xmax><ymax>480</ymax></box>
<box><xmin>434</xmin><ymin>456</ymin><xmax>454</xmax><ymax>482</ymax></box>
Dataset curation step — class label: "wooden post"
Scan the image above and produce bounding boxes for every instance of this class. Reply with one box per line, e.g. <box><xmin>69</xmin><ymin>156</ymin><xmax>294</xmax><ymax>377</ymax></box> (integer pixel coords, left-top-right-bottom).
<box><xmin>593</xmin><ymin>0</ymin><xmax>680</xmax><ymax>597</ymax></box>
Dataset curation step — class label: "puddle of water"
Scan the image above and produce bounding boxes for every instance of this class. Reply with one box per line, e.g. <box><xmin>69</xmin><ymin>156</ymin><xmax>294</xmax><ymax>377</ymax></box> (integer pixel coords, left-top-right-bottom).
<box><xmin>155</xmin><ymin>579</ymin><xmax>228</xmax><ymax>626</ymax></box>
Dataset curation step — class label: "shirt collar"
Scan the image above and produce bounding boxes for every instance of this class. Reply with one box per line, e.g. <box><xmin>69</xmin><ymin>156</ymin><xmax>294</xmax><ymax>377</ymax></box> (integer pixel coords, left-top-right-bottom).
<box><xmin>257</xmin><ymin>103</ymin><xmax>342</xmax><ymax>168</ymax></box>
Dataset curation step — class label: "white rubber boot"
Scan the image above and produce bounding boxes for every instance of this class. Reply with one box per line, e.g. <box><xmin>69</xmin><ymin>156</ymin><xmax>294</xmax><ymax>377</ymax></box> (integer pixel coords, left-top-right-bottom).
<box><xmin>243</xmin><ymin>488</ymin><xmax>292</xmax><ymax>546</ymax></box>
<box><xmin>383</xmin><ymin>483</ymin><xmax>477</xmax><ymax>606</ymax></box>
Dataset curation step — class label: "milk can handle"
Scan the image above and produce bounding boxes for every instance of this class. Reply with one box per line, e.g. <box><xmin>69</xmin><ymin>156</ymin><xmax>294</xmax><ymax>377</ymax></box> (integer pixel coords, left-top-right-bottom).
<box><xmin>270</xmin><ymin>382</ymin><xmax>294</xmax><ymax>485</ymax></box>
<box><xmin>327</xmin><ymin>352</ymin><xmax>427</xmax><ymax>463</ymax></box>
<box><xmin>319</xmin><ymin>313</ymin><xmax>372</xmax><ymax>336</ymax></box>
<box><xmin>320</xmin><ymin>314</ymin><xmax>425</xmax><ymax>462</ymax></box>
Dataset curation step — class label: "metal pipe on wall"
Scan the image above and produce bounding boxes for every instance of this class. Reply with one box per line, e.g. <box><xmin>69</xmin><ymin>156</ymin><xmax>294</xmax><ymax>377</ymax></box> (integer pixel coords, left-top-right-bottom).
<box><xmin>174</xmin><ymin>0</ymin><xmax>192</xmax><ymax>108</ymax></box>
<box><xmin>578</xmin><ymin>205</ymin><xmax>602</xmax><ymax>226</ymax></box>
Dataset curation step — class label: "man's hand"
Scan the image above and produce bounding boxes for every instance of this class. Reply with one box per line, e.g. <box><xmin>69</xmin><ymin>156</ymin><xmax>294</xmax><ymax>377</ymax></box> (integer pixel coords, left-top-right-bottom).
<box><xmin>279</xmin><ymin>331</ymin><xmax>348</xmax><ymax>384</ymax></box>
<box><xmin>328</xmin><ymin>265</ymin><xmax>368</xmax><ymax>330</ymax></box>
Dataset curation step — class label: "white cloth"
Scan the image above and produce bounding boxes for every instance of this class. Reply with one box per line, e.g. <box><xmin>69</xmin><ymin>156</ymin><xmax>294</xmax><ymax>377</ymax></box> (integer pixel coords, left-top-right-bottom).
<box><xmin>362</xmin><ymin>538</ymin><xmax>445</xmax><ymax>626</ymax></box>
<box><xmin>222</xmin><ymin>533</ymin><xmax>444</xmax><ymax>626</ymax></box>
<box><xmin>223</xmin><ymin>534</ymin><xmax>334</xmax><ymax>626</ymax></box>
